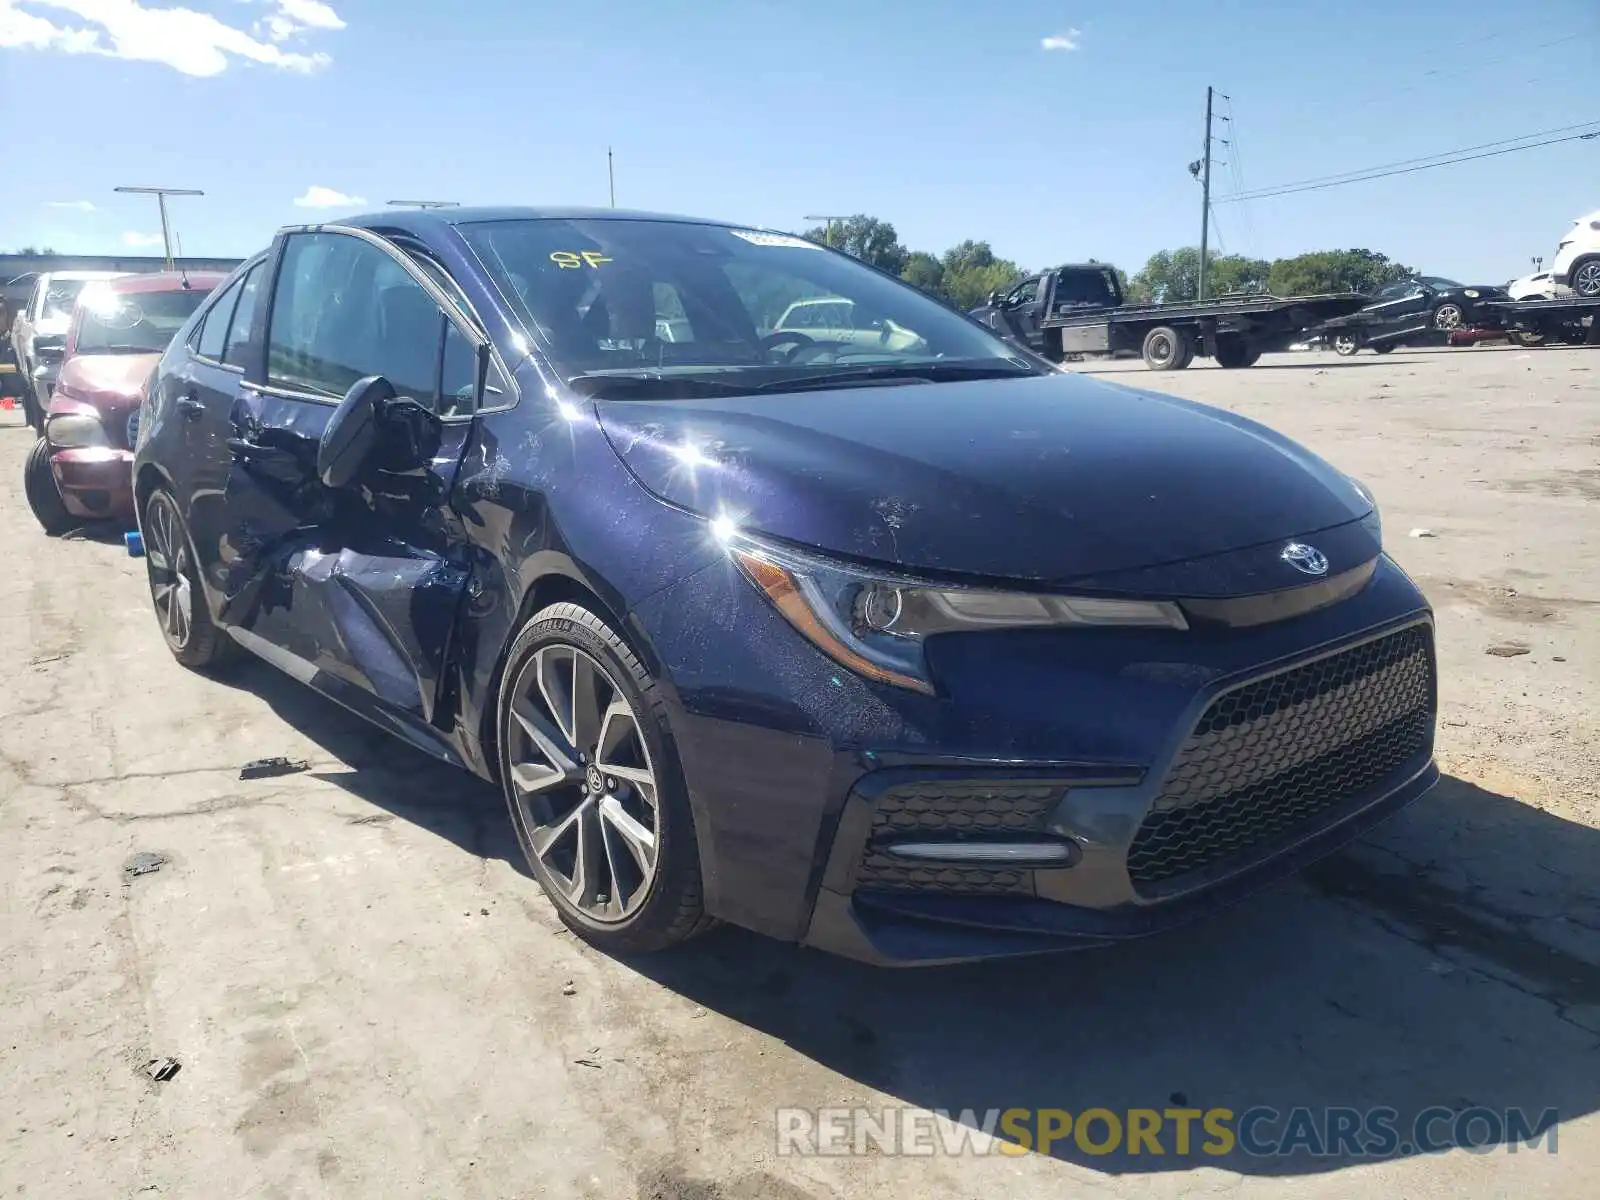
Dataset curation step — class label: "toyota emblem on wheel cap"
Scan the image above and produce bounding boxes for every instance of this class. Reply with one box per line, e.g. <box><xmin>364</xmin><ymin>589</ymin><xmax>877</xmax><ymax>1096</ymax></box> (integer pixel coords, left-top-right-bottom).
<box><xmin>1280</xmin><ymin>542</ymin><xmax>1330</xmax><ymax>576</ymax></box>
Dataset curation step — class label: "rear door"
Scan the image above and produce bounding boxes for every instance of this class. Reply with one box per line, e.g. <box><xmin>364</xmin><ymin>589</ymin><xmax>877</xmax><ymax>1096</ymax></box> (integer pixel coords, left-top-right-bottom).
<box><xmin>166</xmin><ymin>260</ymin><xmax>267</xmax><ymax>594</ymax></box>
<box><xmin>218</xmin><ymin>229</ymin><xmax>488</xmax><ymax>748</ymax></box>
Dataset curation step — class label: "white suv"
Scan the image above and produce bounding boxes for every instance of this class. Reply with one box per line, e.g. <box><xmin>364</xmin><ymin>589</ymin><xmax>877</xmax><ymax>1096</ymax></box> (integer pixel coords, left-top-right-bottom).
<box><xmin>1551</xmin><ymin>209</ymin><xmax>1600</xmax><ymax>297</ymax></box>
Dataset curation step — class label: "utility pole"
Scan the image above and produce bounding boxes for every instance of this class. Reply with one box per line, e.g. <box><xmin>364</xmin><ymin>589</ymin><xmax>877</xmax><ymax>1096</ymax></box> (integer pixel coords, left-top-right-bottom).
<box><xmin>1197</xmin><ymin>87</ymin><xmax>1214</xmax><ymax>302</ymax></box>
<box><xmin>386</xmin><ymin>200</ymin><xmax>460</xmax><ymax>210</ymax></box>
<box><xmin>608</xmin><ymin>147</ymin><xmax>616</xmax><ymax>208</ymax></box>
<box><xmin>804</xmin><ymin>214</ymin><xmax>849</xmax><ymax>248</ymax></box>
<box><xmin>114</xmin><ymin>186</ymin><xmax>203</xmax><ymax>271</ymax></box>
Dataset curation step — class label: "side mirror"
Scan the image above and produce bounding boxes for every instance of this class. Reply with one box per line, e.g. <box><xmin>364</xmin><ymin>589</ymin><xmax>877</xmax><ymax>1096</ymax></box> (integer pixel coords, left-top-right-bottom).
<box><xmin>317</xmin><ymin>376</ymin><xmax>394</xmax><ymax>488</ymax></box>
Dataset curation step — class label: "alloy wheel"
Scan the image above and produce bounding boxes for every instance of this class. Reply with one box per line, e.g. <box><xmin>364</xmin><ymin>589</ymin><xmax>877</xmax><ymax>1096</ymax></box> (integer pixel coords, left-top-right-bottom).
<box><xmin>1434</xmin><ymin>304</ymin><xmax>1463</xmax><ymax>330</ymax></box>
<box><xmin>1574</xmin><ymin>261</ymin><xmax>1600</xmax><ymax>298</ymax></box>
<box><xmin>144</xmin><ymin>496</ymin><xmax>193</xmax><ymax>650</ymax></box>
<box><xmin>506</xmin><ymin>644</ymin><xmax>660</xmax><ymax>923</ymax></box>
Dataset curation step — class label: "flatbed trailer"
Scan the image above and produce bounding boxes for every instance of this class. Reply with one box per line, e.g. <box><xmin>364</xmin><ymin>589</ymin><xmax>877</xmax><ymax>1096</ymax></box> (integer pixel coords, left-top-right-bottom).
<box><xmin>969</xmin><ymin>263</ymin><xmax>1370</xmax><ymax>370</ymax></box>
<box><xmin>1481</xmin><ymin>295</ymin><xmax>1600</xmax><ymax>347</ymax></box>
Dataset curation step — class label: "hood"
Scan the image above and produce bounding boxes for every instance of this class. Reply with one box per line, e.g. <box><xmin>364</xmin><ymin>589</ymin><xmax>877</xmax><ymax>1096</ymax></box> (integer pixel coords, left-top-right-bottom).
<box><xmin>596</xmin><ymin>372</ymin><xmax>1373</xmax><ymax>586</ymax></box>
<box><xmin>52</xmin><ymin>352</ymin><xmax>159</xmax><ymax>415</ymax></box>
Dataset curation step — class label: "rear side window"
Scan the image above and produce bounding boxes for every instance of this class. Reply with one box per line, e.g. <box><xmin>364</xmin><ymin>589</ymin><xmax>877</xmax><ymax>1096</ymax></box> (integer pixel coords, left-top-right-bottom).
<box><xmin>195</xmin><ymin>275</ymin><xmax>245</xmax><ymax>361</ymax></box>
<box><xmin>221</xmin><ymin>265</ymin><xmax>264</xmax><ymax>368</ymax></box>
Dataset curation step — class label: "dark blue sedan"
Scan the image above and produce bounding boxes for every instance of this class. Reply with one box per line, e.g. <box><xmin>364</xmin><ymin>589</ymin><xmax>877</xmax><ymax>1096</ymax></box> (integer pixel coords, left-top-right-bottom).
<box><xmin>131</xmin><ymin>208</ymin><xmax>1438</xmax><ymax>965</ymax></box>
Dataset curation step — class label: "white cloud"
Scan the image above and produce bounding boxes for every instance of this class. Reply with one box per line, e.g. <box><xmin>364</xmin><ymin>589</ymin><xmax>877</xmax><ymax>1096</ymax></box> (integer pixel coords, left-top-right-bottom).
<box><xmin>262</xmin><ymin>0</ymin><xmax>342</xmax><ymax>41</ymax></box>
<box><xmin>0</xmin><ymin>0</ymin><xmax>345</xmax><ymax>77</ymax></box>
<box><xmin>122</xmin><ymin>230</ymin><xmax>164</xmax><ymax>248</ymax></box>
<box><xmin>293</xmin><ymin>185</ymin><xmax>366</xmax><ymax>209</ymax></box>
<box><xmin>1041</xmin><ymin>29</ymin><xmax>1082</xmax><ymax>52</ymax></box>
<box><xmin>48</xmin><ymin>199</ymin><xmax>97</xmax><ymax>211</ymax></box>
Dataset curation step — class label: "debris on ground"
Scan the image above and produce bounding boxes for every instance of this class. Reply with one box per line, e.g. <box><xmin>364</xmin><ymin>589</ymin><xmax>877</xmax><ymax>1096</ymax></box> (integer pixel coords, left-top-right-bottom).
<box><xmin>123</xmin><ymin>852</ymin><xmax>167</xmax><ymax>879</ymax></box>
<box><xmin>1408</xmin><ymin>528</ymin><xmax>1436</xmax><ymax>538</ymax></box>
<box><xmin>562</xmin><ymin>982</ymin><xmax>577</xmax><ymax>996</ymax></box>
<box><xmin>574</xmin><ymin>1057</ymin><xmax>602</xmax><ymax>1069</ymax></box>
<box><xmin>239</xmin><ymin>756</ymin><xmax>310</xmax><ymax>780</ymax></box>
<box><xmin>142</xmin><ymin>1057</ymin><xmax>181</xmax><ymax>1082</ymax></box>
<box><xmin>1486</xmin><ymin>644</ymin><xmax>1531</xmax><ymax>658</ymax></box>
<box><xmin>28</xmin><ymin>653</ymin><xmax>68</xmax><ymax>667</ymax></box>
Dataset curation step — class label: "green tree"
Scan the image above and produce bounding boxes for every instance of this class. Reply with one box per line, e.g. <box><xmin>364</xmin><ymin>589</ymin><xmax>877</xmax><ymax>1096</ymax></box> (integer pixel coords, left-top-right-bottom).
<box><xmin>900</xmin><ymin>250</ymin><xmax>944</xmax><ymax>295</ymax></box>
<box><xmin>801</xmin><ymin>214</ymin><xmax>907</xmax><ymax>275</ymax></box>
<box><xmin>936</xmin><ymin>240</ymin><xmax>1025</xmax><ymax>310</ymax></box>
<box><xmin>1266</xmin><ymin>249</ymin><xmax>1413</xmax><ymax>296</ymax></box>
<box><xmin>1130</xmin><ymin>248</ymin><xmax>1271</xmax><ymax>303</ymax></box>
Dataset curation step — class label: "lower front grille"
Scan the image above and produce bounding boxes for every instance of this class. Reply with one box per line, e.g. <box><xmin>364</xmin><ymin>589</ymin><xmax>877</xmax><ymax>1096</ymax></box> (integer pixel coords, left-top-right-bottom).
<box><xmin>1128</xmin><ymin>624</ymin><xmax>1435</xmax><ymax>893</ymax></box>
<box><xmin>854</xmin><ymin>780</ymin><xmax>1061</xmax><ymax>896</ymax></box>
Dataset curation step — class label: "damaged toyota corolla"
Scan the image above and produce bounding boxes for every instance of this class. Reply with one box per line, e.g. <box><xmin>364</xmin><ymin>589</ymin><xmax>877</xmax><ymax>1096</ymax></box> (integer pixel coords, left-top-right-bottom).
<box><xmin>133</xmin><ymin>208</ymin><xmax>1438</xmax><ymax>965</ymax></box>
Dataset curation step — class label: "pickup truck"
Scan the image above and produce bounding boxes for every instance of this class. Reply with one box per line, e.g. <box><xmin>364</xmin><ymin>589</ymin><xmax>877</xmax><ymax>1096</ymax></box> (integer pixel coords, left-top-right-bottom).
<box><xmin>968</xmin><ymin>263</ymin><xmax>1370</xmax><ymax>370</ymax></box>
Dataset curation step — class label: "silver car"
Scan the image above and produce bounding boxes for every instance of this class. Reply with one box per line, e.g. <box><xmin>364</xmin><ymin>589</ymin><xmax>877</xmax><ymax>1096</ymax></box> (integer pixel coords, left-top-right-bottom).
<box><xmin>9</xmin><ymin>270</ymin><xmax>126</xmax><ymax>429</ymax></box>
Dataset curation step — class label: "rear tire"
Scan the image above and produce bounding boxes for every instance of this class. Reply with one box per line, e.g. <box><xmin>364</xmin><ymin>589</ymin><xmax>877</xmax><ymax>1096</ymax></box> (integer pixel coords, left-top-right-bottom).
<box><xmin>1507</xmin><ymin>329</ymin><xmax>1545</xmax><ymax>348</ymax></box>
<box><xmin>1141</xmin><ymin>325</ymin><xmax>1192</xmax><ymax>371</ymax></box>
<box><xmin>24</xmin><ymin>438</ymin><xmax>75</xmax><ymax>536</ymax></box>
<box><xmin>1372</xmin><ymin>342</ymin><xmax>1396</xmax><ymax>354</ymax></box>
<box><xmin>497</xmin><ymin>602</ymin><xmax>713</xmax><ymax>954</ymax></box>
<box><xmin>141</xmin><ymin>488</ymin><xmax>233</xmax><ymax>670</ymax></box>
<box><xmin>1332</xmin><ymin>332</ymin><xmax>1361</xmax><ymax>356</ymax></box>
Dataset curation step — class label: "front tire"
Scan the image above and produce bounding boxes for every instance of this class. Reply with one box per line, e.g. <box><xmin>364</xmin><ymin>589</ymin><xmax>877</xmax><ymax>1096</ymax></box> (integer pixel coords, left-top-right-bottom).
<box><xmin>1372</xmin><ymin>342</ymin><xmax>1396</xmax><ymax>354</ymax></box>
<box><xmin>24</xmin><ymin>438</ymin><xmax>75</xmax><ymax>536</ymax></box>
<box><xmin>141</xmin><ymin>488</ymin><xmax>232</xmax><ymax>669</ymax></box>
<box><xmin>1433</xmin><ymin>303</ymin><xmax>1465</xmax><ymax>331</ymax></box>
<box><xmin>1332</xmin><ymin>332</ymin><xmax>1361</xmax><ymax>356</ymax></box>
<box><xmin>497</xmin><ymin>602</ymin><xmax>711</xmax><ymax>953</ymax></box>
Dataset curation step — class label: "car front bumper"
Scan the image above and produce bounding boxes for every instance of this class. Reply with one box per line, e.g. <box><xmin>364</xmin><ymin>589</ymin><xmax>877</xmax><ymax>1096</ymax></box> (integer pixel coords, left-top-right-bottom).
<box><xmin>630</xmin><ymin>552</ymin><xmax>1437</xmax><ymax>965</ymax></box>
<box><xmin>49</xmin><ymin>446</ymin><xmax>135</xmax><ymax>520</ymax></box>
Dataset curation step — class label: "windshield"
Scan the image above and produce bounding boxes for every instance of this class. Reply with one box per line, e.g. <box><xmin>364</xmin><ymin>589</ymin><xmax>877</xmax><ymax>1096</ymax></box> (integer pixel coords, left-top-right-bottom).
<box><xmin>41</xmin><ymin>280</ymin><xmax>90</xmax><ymax>322</ymax></box>
<box><xmin>74</xmin><ymin>286</ymin><xmax>210</xmax><ymax>355</ymax></box>
<box><xmin>460</xmin><ymin>218</ymin><xmax>1039</xmax><ymax>396</ymax></box>
<box><xmin>1421</xmin><ymin>276</ymin><xmax>1463</xmax><ymax>289</ymax></box>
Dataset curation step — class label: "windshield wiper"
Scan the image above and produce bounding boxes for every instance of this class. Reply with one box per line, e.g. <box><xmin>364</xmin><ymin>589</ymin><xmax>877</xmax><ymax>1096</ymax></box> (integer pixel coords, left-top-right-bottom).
<box><xmin>565</xmin><ymin>373</ymin><xmax>754</xmax><ymax>399</ymax></box>
<box><xmin>746</xmin><ymin>361</ymin><xmax>1036</xmax><ymax>393</ymax></box>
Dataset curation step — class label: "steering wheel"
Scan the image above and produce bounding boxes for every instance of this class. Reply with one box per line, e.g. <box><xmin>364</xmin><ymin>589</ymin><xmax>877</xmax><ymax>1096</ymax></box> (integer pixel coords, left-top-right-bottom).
<box><xmin>759</xmin><ymin>331</ymin><xmax>815</xmax><ymax>362</ymax></box>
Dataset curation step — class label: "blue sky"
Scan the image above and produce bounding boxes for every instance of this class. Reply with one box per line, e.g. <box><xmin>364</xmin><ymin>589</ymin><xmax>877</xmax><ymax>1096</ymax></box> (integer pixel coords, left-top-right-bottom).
<box><xmin>2</xmin><ymin>0</ymin><xmax>1596</xmax><ymax>281</ymax></box>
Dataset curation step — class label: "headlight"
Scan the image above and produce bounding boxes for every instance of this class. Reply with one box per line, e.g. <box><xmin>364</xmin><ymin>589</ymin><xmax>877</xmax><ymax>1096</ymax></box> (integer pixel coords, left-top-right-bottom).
<box><xmin>45</xmin><ymin>413</ymin><xmax>108</xmax><ymax>449</ymax></box>
<box><xmin>1463</xmin><ymin>289</ymin><xmax>1480</xmax><ymax>298</ymax></box>
<box><xmin>126</xmin><ymin>408</ymin><xmax>141</xmax><ymax>446</ymax></box>
<box><xmin>725</xmin><ymin>532</ymin><xmax>1186</xmax><ymax>695</ymax></box>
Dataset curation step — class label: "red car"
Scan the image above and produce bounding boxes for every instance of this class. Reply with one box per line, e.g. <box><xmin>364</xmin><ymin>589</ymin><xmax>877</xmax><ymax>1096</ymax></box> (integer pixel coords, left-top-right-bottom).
<box><xmin>25</xmin><ymin>271</ymin><xmax>224</xmax><ymax>534</ymax></box>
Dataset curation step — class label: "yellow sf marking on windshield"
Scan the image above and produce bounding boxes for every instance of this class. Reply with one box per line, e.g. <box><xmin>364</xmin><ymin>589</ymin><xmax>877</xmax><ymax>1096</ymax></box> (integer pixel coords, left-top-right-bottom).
<box><xmin>550</xmin><ymin>251</ymin><xmax>613</xmax><ymax>269</ymax></box>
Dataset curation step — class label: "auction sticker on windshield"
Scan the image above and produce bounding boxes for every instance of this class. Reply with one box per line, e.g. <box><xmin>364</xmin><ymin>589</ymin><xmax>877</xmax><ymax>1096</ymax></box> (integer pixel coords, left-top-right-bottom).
<box><xmin>729</xmin><ymin>231</ymin><xmax>820</xmax><ymax>249</ymax></box>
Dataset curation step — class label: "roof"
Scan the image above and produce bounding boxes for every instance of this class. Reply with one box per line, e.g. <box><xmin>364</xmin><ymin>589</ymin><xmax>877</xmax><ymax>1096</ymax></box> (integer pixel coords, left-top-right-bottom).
<box><xmin>41</xmin><ymin>270</ymin><xmax>129</xmax><ymax>283</ymax></box>
<box><xmin>104</xmin><ymin>270</ymin><xmax>231</xmax><ymax>294</ymax></box>
<box><xmin>331</xmin><ymin>205</ymin><xmax>746</xmax><ymax>237</ymax></box>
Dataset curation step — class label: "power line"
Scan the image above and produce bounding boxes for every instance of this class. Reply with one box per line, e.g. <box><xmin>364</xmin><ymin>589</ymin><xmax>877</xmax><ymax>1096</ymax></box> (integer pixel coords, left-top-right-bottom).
<box><xmin>1216</xmin><ymin>122</ymin><xmax>1600</xmax><ymax>203</ymax></box>
<box><xmin>1342</xmin><ymin>31</ymin><xmax>1591</xmax><ymax>110</ymax></box>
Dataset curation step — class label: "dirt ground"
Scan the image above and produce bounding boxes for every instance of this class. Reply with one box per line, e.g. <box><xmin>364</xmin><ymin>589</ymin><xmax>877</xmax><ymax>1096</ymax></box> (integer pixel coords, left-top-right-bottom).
<box><xmin>1</xmin><ymin>344</ymin><xmax>1596</xmax><ymax>1199</ymax></box>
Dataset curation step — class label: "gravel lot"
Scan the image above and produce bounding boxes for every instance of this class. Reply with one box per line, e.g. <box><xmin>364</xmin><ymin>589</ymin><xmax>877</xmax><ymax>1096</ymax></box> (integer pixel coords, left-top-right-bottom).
<box><xmin>1</xmin><ymin>344</ymin><xmax>1596</xmax><ymax>1199</ymax></box>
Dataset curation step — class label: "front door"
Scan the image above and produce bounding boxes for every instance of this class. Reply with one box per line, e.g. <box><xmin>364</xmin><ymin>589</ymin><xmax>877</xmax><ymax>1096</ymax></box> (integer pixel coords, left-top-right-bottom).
<box><xmin>1365</xmin><ymin>280</ymin><xmax>1428</xmax><ymax>335</ymax></box>
<box><xmin>216</xmin><ymin>230</ymin><xmax>483</xmax><ymax>755</ymax></box>
<box><xmin>995</xmin><ymin>275</ymin><xmax>1044</xmax><ymax>351</ymax></box>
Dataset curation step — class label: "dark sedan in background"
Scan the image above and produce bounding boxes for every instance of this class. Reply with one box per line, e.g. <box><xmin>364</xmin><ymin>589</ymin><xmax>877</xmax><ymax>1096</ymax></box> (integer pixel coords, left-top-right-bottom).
<box><xmin>1326</xmin><ymin>275</ymin><xmax>1510</xmax><ymax>355</ymax></box>
<box><xmin>132</xmin><ymin>208</ymin><xmax>1438</xmax><ymax>965</ymax></box>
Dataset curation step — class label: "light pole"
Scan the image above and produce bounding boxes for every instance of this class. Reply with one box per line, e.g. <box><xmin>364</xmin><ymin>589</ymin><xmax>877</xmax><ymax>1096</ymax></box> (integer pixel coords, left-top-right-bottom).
<box><xmin>387</xmin><ymin>200</ymin><xmax>461</xmax><ymax>210</ymax></box>
<box><xmin>804</xmin><ymin>214</ymin><xmax>849</xmax><ymax>248</ymax></box>
<box><xmin>113</xmin><ymin>186</ymin><xmax>203</xmax><ymax>270</ymax></box>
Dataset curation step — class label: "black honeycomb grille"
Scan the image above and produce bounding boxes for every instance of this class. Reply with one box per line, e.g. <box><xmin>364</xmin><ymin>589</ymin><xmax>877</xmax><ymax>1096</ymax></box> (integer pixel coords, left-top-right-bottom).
<box><xmin>854</xmin><ymin>781</ymin><xmax>1061</xmax><ymax>896</ymax></box>
<box><xmin>1127</xmin><ymin>625</ymin><xmax>1434</xmax><ymax>892</ymax></box>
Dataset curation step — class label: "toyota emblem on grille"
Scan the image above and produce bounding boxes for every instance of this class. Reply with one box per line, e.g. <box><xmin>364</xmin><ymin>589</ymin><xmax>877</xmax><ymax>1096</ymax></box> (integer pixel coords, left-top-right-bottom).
<box><xmin>1281</xmin><ymin>542</ymin><xmax>1330</xmax><ymax>576</ymax></box>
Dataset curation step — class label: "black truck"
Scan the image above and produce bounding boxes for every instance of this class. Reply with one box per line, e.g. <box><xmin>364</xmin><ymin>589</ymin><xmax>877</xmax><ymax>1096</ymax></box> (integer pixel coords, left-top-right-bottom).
<box><xmin>968</xmin><ymin>263</ymin><xmax>1370</xmax><ymax>371</ymax></box>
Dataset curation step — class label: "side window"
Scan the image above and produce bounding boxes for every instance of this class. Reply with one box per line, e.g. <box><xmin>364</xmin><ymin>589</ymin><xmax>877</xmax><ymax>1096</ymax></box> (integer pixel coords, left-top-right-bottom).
<box><xmin>221</xmin><ymin>264</ymin><xmax>264</xmax><ymax>368</ymax></box>
<box><xmin>268</xmin><ymin>232</ymin><xmax>450</xmax><ymax>407</ymax></box>
<box><xmin>1006</xmin><ymin>279</ymin><xmax>1039</xmax><ymax>307</ymax></box>
<box><xmin>195</xmin><ymin>274</ymin><xmax>245</xmax><ymax>361</ymax></box>
<box><xmin>440</xmin><ymin>323</ymin><xmax>477</xmax><ymax>417</ymax></box>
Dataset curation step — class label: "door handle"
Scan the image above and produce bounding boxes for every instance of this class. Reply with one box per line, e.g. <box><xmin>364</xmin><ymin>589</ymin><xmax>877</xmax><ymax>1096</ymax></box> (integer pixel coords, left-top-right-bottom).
<box><xmin>177</xmin><ymin>395</ymin><xmax>205</xmax><ymax>422</ymax></box>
